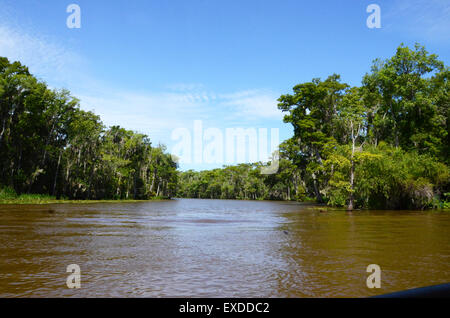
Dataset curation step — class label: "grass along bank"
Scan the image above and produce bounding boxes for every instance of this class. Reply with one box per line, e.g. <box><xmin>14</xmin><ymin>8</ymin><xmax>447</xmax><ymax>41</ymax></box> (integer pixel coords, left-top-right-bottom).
<box><xmin>0</xmin><ymin>187</ymin><xmax>170</xmax><ymax>204</ymax></box>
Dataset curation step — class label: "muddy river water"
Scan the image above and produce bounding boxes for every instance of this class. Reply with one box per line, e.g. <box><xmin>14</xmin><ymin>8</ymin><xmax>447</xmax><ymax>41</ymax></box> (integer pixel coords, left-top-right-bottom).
<box><xmin>0</xmin><ymin>199</ymin><xmax>449</xmax><ymax>297</ymax></box>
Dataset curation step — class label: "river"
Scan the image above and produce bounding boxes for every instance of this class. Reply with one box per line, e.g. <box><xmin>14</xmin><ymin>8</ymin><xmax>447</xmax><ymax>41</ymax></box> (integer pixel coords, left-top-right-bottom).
<box><xmin>0</xmin><ymin>199</ymin><xmax>449</xmax><ymax>297</ymax></box>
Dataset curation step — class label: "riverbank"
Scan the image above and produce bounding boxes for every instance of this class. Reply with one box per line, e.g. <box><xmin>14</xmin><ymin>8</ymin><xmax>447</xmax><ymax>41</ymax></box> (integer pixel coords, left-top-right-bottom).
<box><xmin>175</xmin><ymin>196</ymin><xmax>450</xmax><ymax>211</ymax></box>
<box><xmin>0</xmin><ymin>198</ymin><xmax>171</xmax><ymax>205</ymax></box>
<box><xmin>1</xmin><ymin>192</ymin><xmax>448</xmax><ymax>209</ymax></box>
<box><xmin>0</xmin><ymin>194</ymin><xmax>171</xmax><ymax>205</ymax></box>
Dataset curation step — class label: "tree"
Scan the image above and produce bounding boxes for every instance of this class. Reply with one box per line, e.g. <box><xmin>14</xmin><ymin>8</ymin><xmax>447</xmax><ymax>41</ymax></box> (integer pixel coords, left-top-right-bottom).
<box><xmin>278</xmin><ymin>74</ymin><xmax>348</xmax><ymax>202</ymax></box>
<box><xmin>336</xmin><ymin>87</ymin><xmax>367</xmax><ymax>210</ymax></box>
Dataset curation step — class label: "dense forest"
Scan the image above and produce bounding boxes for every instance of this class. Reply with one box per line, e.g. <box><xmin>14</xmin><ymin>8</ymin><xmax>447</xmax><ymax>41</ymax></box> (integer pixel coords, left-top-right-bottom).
<box><xmin>177</xmin><ymin>44</ymin><xmax>449</xmax><ymax>210</ymax></box>
<box><xmin>1</xmin><ymin>44</ymin><xmax>449</xmax><ymax>209</ymax></box>
<box><xmin>0</xmin><ymin>57</ymin><xmax>178</xmax><ymax>200</ymax></box>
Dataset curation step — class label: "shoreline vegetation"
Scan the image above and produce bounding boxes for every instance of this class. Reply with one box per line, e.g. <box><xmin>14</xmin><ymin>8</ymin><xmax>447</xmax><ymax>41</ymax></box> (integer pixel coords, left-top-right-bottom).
<box><xmin>0</xmin><ymin>188</ymin><xmax>171</xmax><ymax>205</ymax></box>
<box><xmin>0</xmin><ymin>195</ymin><xmax>448</xmax><ymax>212</ymax></box>
<box><xmin>0</xmin><ymin>183</ymin><xmax>448</xmax><ymax>210</ymax></box>
<box><xmin>0</xmin><ymin>57</ymin><xmax>178</xmax><ymax>202</ymax></box>
<box><xmin>1</xmin><ymin>43</ymin><xmax>449</xmax><ymax>210</ymax></box>
<box><xmin>0</xmin><ymin>198</ymin><xmax>170</xmax><ymax>205</ymax></box>
<box><xmin>176</xmin><ymin>44</ymin><xmax>449</xmax><ymax>210</ymax></box>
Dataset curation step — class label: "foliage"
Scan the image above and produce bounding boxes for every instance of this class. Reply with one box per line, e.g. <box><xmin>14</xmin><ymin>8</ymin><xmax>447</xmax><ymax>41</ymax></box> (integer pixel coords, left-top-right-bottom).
<box><xmin>1</xmin><ymin>43</ymin><xmax>449</xmax><ymax>209</ymax></box>
<box><xmin>276</xmin><ymin>43</ymin><xmax>449</xmax><ymax>210</ymax></box>
<box><xmin>176</xmin><ymin>159</ymin><xmax>302</xmax><ymax>201</ymax></box>
<box><xmin>182</xmin><ymin>44</ymin><xmax>449</xmax><ymax>210</ymax></box>
<box><xmin>0</xmin><ymin>57</ymin><xmax>177</xmax><ymax>200</ymax></box>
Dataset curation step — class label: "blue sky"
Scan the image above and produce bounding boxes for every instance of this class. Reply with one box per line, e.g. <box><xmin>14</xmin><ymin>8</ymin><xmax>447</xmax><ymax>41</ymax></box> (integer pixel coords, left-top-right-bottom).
<box><xmin>0</xmin><ymin>0</ymin><xmax>449</xmax><ymax>171</ymax></box>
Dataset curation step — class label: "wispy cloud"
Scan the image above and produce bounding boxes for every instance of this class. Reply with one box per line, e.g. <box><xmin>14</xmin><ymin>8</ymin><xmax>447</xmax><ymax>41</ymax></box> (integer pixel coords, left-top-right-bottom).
<box><xmin>77</xmin><ymin>90</ymin><xmax>210</xmax><ymax>135</ymax></box>
<box><xmin>0</xmin><ymin>20</ymin><xmax>284</xmax><ymax>153</ymax></box>
<box><xmin>384</xmin><ymin>0</ymin><xmax>450</xmax><ymax>42</ymax></box>
<box><xmin>220</xmin><ymin>90</ymin><xmax>283</xmax><ymax>120</ymax></box>
<box><xmin>77</xmin><ymin>87</ymin><xmax>283</xmax><ymax>135</ymax></box>
<box><xmin>0</xmin><ymin>23</ymin><xmax>86</xmax><ymax>87</ymax></box>
<box><xmin>166</xmin><ymin>83</ymin><xmax>206</xmax><ymax>92</ymax></box>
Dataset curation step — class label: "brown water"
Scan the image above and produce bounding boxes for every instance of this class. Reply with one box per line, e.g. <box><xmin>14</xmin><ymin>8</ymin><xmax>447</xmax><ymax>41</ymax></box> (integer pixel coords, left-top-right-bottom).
<box><xmin>0</xmin><ymin>199</ymin><xmax>449</xmax><ymax>298</ymax></box>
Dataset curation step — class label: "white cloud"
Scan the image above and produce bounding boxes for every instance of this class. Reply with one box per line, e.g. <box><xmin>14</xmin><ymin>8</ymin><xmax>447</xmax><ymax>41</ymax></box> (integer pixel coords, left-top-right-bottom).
<box><xmin>220</xmin><ymin>90</ymin><xmax>283</xmax><ymax>120</ymax></box>
<box><xmin>0</xmin><ymin>20</ymin><xmax>284</xmax><ymax>150</ymax></box>
<box><xmin>166</xmin><ymin>83</ymin><xmax>206</xmax><ymax>92</ymax></box>
<box><xmin>76</xmin><ymin>90</ymin><xmax>210</xmax><ymax>135</ymax></box>
<box><xmin>0</xmin><ymin>23</ymin><xmax>86</xmax><ymax>87</ymax></box>
<box><xmin>77</xmin><ymin>87</ymin><xmax>283</xmax><ymax>134</ymax></box>
<box><xmin>384</xmin><ymin>0</ymin><xmax>450</xmax><ymax>41</ymax></box>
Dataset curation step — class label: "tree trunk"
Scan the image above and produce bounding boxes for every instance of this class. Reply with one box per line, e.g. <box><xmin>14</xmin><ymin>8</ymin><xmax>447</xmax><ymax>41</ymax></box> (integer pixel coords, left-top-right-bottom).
<box><xmin>65</xmin><ymin>163</ymin><xmax>71</xmax><ymax>198</ymax></box>
<box><xmin>348</xmin><ymin>161</ymin><xmax>355</xmax><ymax>211</ymax></box>
<box><xmin>116</xmin><ymin>175</ymin><xmax>122</xmax><ymax>198</ymax></box>
<box><xmin>53</xmin><ymin>151</ymin><xmax>62</xmax><ymax>197</ymax></box>
<box><xmin>0</xmin><ymin>118</ymin><xmax>6</xmax><ymax>144</ymax></box>
<box><xmin>41</xmin><ymin>120</ymin><xmax>56</xmax><ymax>166</ymax></box>
<box><xmin>348</xmin><ymin>121</ymin><xmax>357</xmax><ymax>211</ymax></box>
<box><xmin>133</xmin><ymin>172</ymin><xmax>137</xmax><ymax>199</ymax></box>
<box><xmin>150</xmin><ymin>167</ymin><xmax>157</xmax><ymax>192</ymax></box>
<box><xmin>87</xmin><ymin>165</ymin><xmax>95</xmax><ymax>200</ymax></box>
<box><xmin>312</xmin><ymin>172</ymin><xmax>323</xmax><ymax>203</ymax></box>
<box><xmin>156</xmin><ymin>182</ymin><xmax>160</xmax><ymax>197</ymax></box>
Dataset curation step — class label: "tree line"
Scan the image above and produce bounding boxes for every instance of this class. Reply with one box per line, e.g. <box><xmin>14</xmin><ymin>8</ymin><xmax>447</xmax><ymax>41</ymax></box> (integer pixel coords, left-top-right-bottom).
<box><xmin>177</xmin><ymin>44</ymin><xmax>449</xmax><ymax>210</ymax></box>
<box><xmin>0</xmin><ymin>57</ymin><xmax>177</xmax><ymax>200</ymax></box>
<box><xmin>176</xmin><ymin>161</ymin><xmax>300</xmax><ymax>201</ymax></box>
<box><xmin>1</xmin><ymin>44</ymin><xmax>448</xmax><ymax>209</ymax></box>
